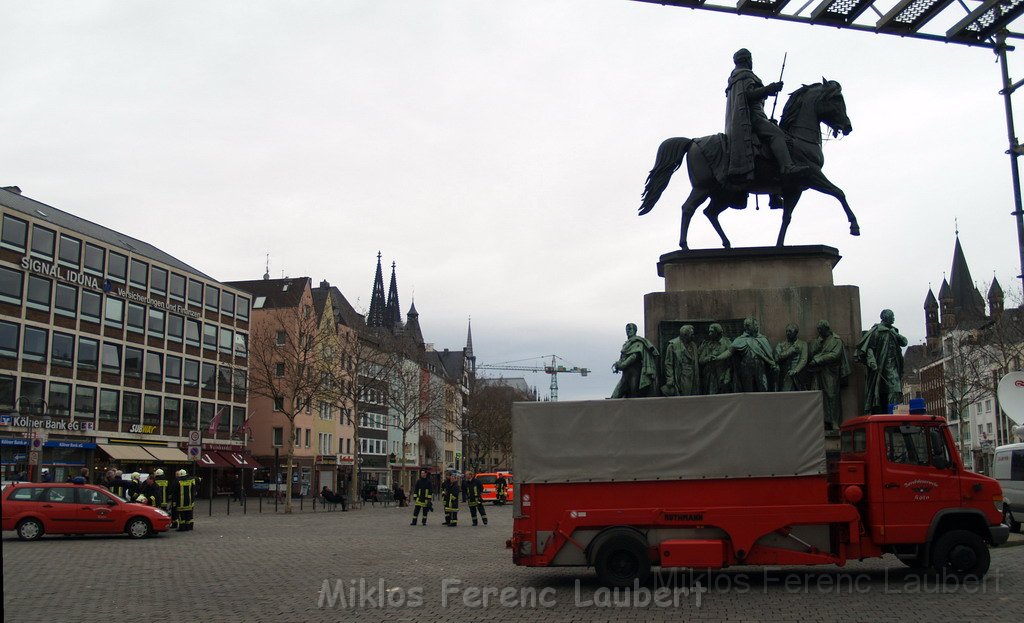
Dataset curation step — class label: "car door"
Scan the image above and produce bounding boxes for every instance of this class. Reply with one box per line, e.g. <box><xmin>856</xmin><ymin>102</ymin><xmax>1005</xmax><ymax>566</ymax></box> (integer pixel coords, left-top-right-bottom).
<box><xmin>880</xmin><ymin>423</ymin><xmax>960</xmax><ymax>543</ymax></box>
<box><xmin>76</xmin><ymin>487</ymin><xmax>124</xmax><ymax>533</ymax></box>
<box><xmin>40</xmin><ymin>486</ymin><xmax>83</xmax><ymax>533</ymax></box>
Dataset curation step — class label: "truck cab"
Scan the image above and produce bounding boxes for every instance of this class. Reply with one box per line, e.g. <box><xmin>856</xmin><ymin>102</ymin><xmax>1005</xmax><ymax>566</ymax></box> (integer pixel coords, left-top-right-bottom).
<box><xmin>836</xmin><ymin>415</ymin><xmax>1007</xmax><ymax>573</ymax></box>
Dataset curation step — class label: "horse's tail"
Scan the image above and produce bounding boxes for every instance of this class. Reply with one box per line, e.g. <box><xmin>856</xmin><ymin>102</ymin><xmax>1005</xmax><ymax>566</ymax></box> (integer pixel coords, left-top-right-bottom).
<box><xmin>639</xmin><ymin>137</ymin><xmax>692</xmax><ymax>215</ymax></box>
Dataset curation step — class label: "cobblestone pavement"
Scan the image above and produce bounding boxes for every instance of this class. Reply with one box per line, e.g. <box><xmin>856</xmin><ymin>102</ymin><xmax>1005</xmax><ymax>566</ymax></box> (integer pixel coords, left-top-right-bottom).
<box><xmin>4</xmin><ymin>503</ymin><xmax>1023</xmax><ymax>622</ymax></box>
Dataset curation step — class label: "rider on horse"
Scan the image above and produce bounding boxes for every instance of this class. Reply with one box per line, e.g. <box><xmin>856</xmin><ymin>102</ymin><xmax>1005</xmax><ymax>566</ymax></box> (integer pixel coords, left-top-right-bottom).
<box><xmin>725</xmin><ymin>48</ymin><xmax>808</xmax><ymax>185</ymax></box>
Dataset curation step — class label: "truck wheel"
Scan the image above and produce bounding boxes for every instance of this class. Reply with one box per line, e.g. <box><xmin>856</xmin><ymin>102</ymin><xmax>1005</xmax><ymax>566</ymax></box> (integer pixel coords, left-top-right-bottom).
<box><xmin>931</xmin><ymin>530</ymin><xmax>990</xmax><ymax>579</ymax></box>
<box><xmin>1004</xmin><ymin>507</ymin><xmax>1021</xmax><ymax>534</ymax></box>
<box><xmin>593</xmin><ymin>532</ymin><xmax>651</xmax><ymax>588</ymax></box>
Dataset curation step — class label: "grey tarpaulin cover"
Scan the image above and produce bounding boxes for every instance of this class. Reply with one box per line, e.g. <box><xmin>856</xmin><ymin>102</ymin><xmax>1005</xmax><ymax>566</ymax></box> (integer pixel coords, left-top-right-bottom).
<box><xmin>512</xmin><ymin>392</ymin><xmax>825</xmax><ymax>484</ymax></box>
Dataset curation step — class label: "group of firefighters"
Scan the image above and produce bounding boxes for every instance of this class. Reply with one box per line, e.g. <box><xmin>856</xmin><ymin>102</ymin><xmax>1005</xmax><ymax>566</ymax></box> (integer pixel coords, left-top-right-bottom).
<box><xmin>103</xmin><ymin>468</ymin><xmax>197</xmax><ymax>531</ymax></box>
<box><xmin>409</xmin><ymin>469</ymin><xmax>508</xmax><ymax>527</ymax></box>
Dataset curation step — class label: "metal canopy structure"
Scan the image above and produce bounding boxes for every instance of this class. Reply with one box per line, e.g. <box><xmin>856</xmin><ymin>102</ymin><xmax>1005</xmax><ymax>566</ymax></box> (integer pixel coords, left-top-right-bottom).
<box><xmin>635</xmin><ymin>0</ymin><xmax>1024</xmax><ymax>47</ymax></box>
<box><xmin>635</xmin><ymin>0</ymin><xmax>1024</xmax><ymax>287</ymax></box>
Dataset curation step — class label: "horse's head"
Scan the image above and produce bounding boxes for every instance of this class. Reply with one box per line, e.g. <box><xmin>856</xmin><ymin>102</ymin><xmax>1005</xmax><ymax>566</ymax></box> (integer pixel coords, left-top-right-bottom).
<box><xmin>818</xmin><ymin>77</ymin><xmax>852</xmax><ymax>138</ymax></box>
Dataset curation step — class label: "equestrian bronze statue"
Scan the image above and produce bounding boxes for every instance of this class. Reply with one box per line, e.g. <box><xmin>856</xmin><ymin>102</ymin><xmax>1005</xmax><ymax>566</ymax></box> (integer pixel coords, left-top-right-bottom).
<box><xmin>638</xmin><ymin>72</ymin><xmax>859</xmax><ymax>249</ymax></box>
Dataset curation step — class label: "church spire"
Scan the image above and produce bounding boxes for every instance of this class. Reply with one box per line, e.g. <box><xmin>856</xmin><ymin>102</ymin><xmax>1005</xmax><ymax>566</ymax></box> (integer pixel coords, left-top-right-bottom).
<box><xmin>465</xmin><ymin>317</ymin><xmax>476</xmax><ymax>374</ymax></box>
<box><xmin>367</xmin><ymin>252</ymin><xmax>386</xmax><ymax>328</ymax></box>
<box><xmin>385</xmin><ymin>261</ymin><xmax>402</xmax><ymax>329</ymax></box>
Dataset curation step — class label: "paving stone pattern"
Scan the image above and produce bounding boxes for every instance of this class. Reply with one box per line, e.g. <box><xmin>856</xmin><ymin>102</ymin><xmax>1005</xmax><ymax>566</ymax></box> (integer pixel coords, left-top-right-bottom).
<box><xmin>4</xmin><ymin>502</ymin><xmax>1023</xmax><ymax>622</ymax></box>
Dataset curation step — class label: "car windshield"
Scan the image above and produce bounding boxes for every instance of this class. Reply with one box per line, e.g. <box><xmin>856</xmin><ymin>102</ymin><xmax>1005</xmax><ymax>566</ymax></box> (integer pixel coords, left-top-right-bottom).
<box><xmin>478</xmin><ymin>475</ymin><xmax>496</xmax><ymax>485</ymax></box>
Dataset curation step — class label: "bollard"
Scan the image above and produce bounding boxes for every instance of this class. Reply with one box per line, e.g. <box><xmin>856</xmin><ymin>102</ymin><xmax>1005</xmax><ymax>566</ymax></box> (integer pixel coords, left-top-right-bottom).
<box><xmin>300</xmin><ymin>495</ymin><xmax>304</xmax><ymax>511</ymax></box>
<box><xmin>274</xmin><ymin>491</ymin><xmax>278</xmax><ymax>513</ymax></box>
<box><xmin>312</xmin><ymin>497</ymin><xmax>316</xmax><ymax>512</ymax></box>
<box><xmin>259</xmin><ymin>494</ymin><xmax>262</xmax><ymax>513</ymax></box>
<box><xmin>244</xmin><ymin>494</ymin><xmax>247</xmax><ymax>515</ymax></box>
<box><xmin>227</xmin><ymin>493</ymin><xmax>231</xmax><ymax>516</ymax></box>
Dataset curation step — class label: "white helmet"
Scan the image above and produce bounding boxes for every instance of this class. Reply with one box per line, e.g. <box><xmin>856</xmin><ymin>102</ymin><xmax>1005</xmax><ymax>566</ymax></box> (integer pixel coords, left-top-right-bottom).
<box><xmin>131</xmin><ymin>472</ymin><xmax>141</xmax><ymax>481</ymax></box>
<box><xmin>154</xmin><ymin>469</ymin><xmax>164</xmax><ymax>477</ymax></box>
<box><xmin>136</xmin><ymin>494</ymin><xmax>148</xmax><ymax>503</ymax></box>
<box><xmin>176</xmin><ymin>469</ymin><xmax>187</xmax><ymax>477</ymax></box>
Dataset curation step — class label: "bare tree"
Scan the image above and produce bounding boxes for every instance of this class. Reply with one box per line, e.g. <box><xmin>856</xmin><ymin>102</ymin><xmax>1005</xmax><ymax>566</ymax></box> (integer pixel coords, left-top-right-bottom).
<box><xmin>248</xmin><ymin>304</ymin><xmax>345</xmax><ymax>513</ymax></box>
<box><xmin>384</xmin><ymin>360</ymin><xmax>449</xmax><ymax>490</ymax></box>
<box><xmin>463</xmin><ymin>380</ymin><xmax>528</xmax><ymax>471</ymax></box>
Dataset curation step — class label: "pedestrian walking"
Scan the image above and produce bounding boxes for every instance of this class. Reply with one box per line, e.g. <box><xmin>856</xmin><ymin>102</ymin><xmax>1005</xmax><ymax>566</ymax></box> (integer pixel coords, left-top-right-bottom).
<box><xmin>442</xmin><ymin>472</ymin><xmax>459</xmax><ymax>527</ymax></box>
<box><xmin>462</xmin><ymin>470</ymin><xmax>488</xmax><ymax>526</ymax></box>
<box><xmin>410</xmin><ymin>469</ymin><xmax>433</xmax><ymax>526</ymax></box>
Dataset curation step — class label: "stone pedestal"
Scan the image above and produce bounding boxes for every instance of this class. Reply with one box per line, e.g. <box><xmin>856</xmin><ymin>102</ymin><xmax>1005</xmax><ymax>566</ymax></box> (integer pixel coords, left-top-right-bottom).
<box><xmin>644</xmin><ymin>245</ymin><xmax>864</xmax><ymax>425</ymax></box>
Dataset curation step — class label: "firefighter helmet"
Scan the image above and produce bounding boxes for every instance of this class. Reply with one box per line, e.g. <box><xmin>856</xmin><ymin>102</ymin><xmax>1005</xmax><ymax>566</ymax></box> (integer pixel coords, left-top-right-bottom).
<box><xmin>154</xmin><ymin>469</ymin><xmax>164</xmax><ymax>476</ymax></box>
<box><xmin>176</xmin><ymin>469</ymin><xmax>187</xmax><ymax>477</ymax></box>
<box><xmin>131</xmin><ymin>472</ymin><xmax>141</xmax><ymax>481</ymax></box>
<box><xmin>136</xmin><ymin>494</ymin><xmax>148</xmax><ymax>503</ymax></box>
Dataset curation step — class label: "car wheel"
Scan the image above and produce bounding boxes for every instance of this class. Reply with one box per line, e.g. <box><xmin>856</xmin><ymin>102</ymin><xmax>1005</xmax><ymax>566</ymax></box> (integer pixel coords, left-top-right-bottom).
<box><xmin>592</xmin><ymin>530</ymin><xmax>651</xmax><ymax>588</ymax></box>
<box><xmin>1004</xmin><ymin>507</ymin><xmax>1022</xmax><ymax>534</ymax></box>
<box><xmin>126</xmin><ymin>517</ymin><xmax>152</xmax><ymax>539</ymax></box>
<box><xmin>16</xmin><ymin>518</ymin><xmax>44</xmax><ymax>541</ymax></box>
<box><xmin>931</xmin><ymin>529</ymin><xmax>990</xmax><ymax>579</ymax></box>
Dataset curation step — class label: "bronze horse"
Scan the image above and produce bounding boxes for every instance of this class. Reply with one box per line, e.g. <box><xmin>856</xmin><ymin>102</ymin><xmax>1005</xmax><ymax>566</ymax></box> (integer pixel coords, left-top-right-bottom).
<box><xmin>638</xmin><ymin>79</ymin><xmax>859</xmax><ymax>249</ymax></box>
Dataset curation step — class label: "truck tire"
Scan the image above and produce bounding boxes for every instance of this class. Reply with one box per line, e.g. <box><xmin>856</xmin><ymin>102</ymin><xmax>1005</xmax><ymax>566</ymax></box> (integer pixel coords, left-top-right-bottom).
<box><xmin>1004</xmin><ymin>507</ymin><xmax>1021</xmax><ymax>534</ymax></box>
<box><xmin>592</xmin><ymin>530</ymin><xmax>651</xmax><ymax>588</ymax></box>
<box><xmin>931</xmin><ymin>530</ymin><xmax>990</xmax><ymax>579</ymax></box>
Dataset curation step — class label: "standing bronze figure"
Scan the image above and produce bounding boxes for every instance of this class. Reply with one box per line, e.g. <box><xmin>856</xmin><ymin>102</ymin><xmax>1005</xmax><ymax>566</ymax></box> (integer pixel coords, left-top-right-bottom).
<box><xmin>808</xmin><ymin>320</ymin><xmax>851</xmax><ymax>430</ymax></box>
<box><xmin>611</xmin><ymin>323</ymin><xmax>660</xmax><ymax>398</ymax></box>
<box><xmin>729</xmin><ymin>318</ymin><xmax>777</xmax><ymax>392</ymax></box>
<box><xmin>855</xmin><ymin>309</ymin><xmax>907</xmax><ymax>414</ymax></box>
<box><xmin>662</xmin><ymin>325</ymin><xmax>700</xmax><ymax>396</ymax></box>
<box><xmin>774</xmin><ymin>323</ymin><xmax>808</xmax><ymax>391</ymax></box>
<box><xmin>637</xmin><ymin>50</ymin><xmax>858</xmax><ymax>249</ymax></box>
<box><xmin>698</xmin><ymin>323</ymin><xmax>733</xmax><ymax>395</ymax></box>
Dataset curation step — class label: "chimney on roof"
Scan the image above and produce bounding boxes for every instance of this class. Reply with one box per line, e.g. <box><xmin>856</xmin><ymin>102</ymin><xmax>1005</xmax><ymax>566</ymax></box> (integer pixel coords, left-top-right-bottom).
<box><xmin>320</xmin><ymin>280</ymin><xmax>330</xmax><ymax>289</ymax></box>
<box><xmin>2</xmin><ymin>186</ymin><xmax>22</xmax><ymax>195</ymax></box>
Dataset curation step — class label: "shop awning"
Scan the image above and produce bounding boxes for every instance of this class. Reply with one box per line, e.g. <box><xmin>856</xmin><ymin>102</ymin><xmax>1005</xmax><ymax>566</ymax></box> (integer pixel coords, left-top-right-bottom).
<box><xmin>216</xmin><ymin>451</ymin><xmax>262</xmax><ymax>469</ymax></box>
<box><xmin>197</xmin><ymin>451</ymin><xmax>233</xmax><ymax>468</ymax></box>
<box><xmin>98</xmin><ymin>443</ymin><xmax>158</xmax><ymax>461</ymax></box>
<box><xmin>145</xmin><ymin>446</ymin><xmax>191</xmax><ymax>462</ymax></box>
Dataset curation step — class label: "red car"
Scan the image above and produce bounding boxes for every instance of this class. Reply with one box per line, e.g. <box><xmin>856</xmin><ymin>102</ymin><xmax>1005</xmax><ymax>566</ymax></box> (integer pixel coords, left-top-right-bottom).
<box><xmin>2</xmin><ymin>482</ymin><xmax>173</xmax><ymax>540</ymax></box>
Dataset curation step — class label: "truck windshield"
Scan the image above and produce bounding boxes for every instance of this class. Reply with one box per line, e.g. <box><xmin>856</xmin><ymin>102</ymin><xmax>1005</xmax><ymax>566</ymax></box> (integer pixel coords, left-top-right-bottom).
<box><xmin>885</xmin><ymin>425</ymin><xmax>951</xmax><ymax>468</ymax></box>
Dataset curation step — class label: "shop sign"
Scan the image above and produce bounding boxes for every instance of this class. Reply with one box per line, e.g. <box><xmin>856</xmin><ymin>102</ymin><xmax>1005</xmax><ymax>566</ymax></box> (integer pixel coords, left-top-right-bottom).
<box><xmin>1</xmin><ymin>438</ymin><xmax>29</xmax><ymax>446</ymax></box>
<box><xmin>316</xmin><ymin>454</ymin><xmax>338</xmax><ymax>465</ymax></box>
<box><xmin>115</xmin><ymin>286</ymin><xmax>200</xmax><ymax>319</ymax></box>
<box><xmin>44</xmin><ymin>440</ymin><xmax>97</xmax><ymax>449</ymax></box>
<box><xmin>338</xmin><ymin>454</ymin><xmax>354</xmax><ymax>464</ymax></box>
<box><xmin>22</xmin><ymin>256</ymin><xmax>101</xmax><ymax>289</ymax></box>
<box><xmin>128</xmin><ymin>424</ymin><xmax>158</xmax><ymax>434</ymax></box>
<box><xmin>2</xmin><ymin>416</ymin><xmax>94</xmax><ymax>432</ymax></box>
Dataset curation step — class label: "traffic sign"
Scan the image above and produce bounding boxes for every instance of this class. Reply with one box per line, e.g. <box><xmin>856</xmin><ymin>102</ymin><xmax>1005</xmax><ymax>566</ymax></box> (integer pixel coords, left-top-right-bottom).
<box><xmin>188</xmin><ymin>430</ymin><xmax>201</xmax><ymax>443</ymax></box>
<box><xmin>28</xmin><ymin>451</ymin><xmax>40</xmax><ymax>465</ymax></box>
<box><xmin>187</xmin><ymin>445</ymin><xmax>201</xmax><ymax>460</ymax></box>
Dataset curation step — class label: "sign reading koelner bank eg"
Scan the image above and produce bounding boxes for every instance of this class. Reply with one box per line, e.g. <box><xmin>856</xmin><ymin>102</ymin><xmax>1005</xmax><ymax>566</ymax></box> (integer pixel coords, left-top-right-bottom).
<box><xmin>0</xmin><ymin>415</ymin><xmax>95</xmax><ymax>431</ymax></box>
<box><xmin>21</xmin><ymin>255</ymin><xmax>200</xmax><ymax>318</ymax></box>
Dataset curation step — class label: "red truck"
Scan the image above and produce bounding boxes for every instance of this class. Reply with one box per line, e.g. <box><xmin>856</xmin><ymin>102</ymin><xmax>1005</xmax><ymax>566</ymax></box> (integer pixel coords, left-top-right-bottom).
<box><xmin>508</xmin><ymin>392</ymin><xmax>1009</xmax><ymax>587</ymax></box>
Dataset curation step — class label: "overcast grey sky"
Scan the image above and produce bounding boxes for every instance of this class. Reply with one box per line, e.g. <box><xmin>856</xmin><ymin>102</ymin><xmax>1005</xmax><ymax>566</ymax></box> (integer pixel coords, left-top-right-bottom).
<box><xmin>2</xmin><ymin>1</ymin><xmax>1020</xmax><ymax>400</ymax></box>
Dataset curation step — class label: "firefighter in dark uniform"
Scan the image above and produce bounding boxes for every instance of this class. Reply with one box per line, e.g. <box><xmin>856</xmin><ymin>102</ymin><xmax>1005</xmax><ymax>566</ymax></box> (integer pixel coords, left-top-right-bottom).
<box><xmin>410</xmin><ymin>469</ymin><xmax>433</xmax><ymax>526</ymax></box>
<box><xmin>125</xmin><ymin>472</ymin><xmax>142</xmax><ymax>503</ymax></box>
<box><xmin>109</xmin><ymin>470</ymin><xmax>127</xmax><ymax>499</ymax></box>
<box><xmin>141</xmin><ymin>473</ymin><xmax>158</xmax><ymax>505</ymax></box>
<box><xmin>153</xmin><ymin>469</ymin><xmax>171</xmax><ymax>511</ymax></box>
<box><xmin>442</xmin><ymin>472</ymin><xmax>460</xmax><ymax>527</ymax></box>
<box><xmin>172</xmin><ymin>469</ymin><xmax>197</xmax><ymax>531</ymax></box>
<box><xmin>494</xmin><ymin>474</ymin><xmax>509</xmax><ymax>505</ymax></box>
<box><xmin>462</xmin><ymin>470</ymin><xmax>488</xmax><ymax>526</ymax></box>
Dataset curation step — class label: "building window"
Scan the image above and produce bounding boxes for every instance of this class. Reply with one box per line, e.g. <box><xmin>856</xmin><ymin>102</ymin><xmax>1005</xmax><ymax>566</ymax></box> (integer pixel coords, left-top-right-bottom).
<box><xmin>107</xmin><ymin>252</ymin><xmax>127</xmax><ymax>283</ymax></box>
<box><xmin>55</xmin><ymin>234</ymin><xmax>82</xmax><ymax>267</ymax></box>
<box><xmin>187</xmin><ymin>279</ymin><xmax>203</xmax><ymax>306</ymax></box>
<box><xmin>124</xmin><ymin>346</ymin><xmax>143</xmax><ymax>379</ymax></box>
<box><xmin>130</xmin><ymin>259</ymin><xmax>148</xmax><ymax>289</ymax></box>
<box><xmin>169</xmin><ymin>272</ymin><xmax>186</xmax><ymax>300</ymax></box>
<box><xmin>22</xmin><ymin>326</ymin><xmax>48</xmax><ymax>362</ymax></box>
<box><xmin>101</xmin><ymin>342</ymin><xmax>121</xmax><ymax>374</ymax></box>
<box><xmin>164</xmin><ymin>397</ymin><xmax>180</xmax><ymax>431</ymax></box>
<box><xmin>237</xmin><ymin>296</ymin><xmax>250</xmax><ymax>320</ymax></box>
<box><xmin>273</xmin><ymin>397</ymin><xmax>284</xmax><ymax>411</ymax></box>
<box><xmin>26</xmin><ymin>275</ymin><xmax>51</xmax><ymax>311</ymax></box>
<box><xmin>201</xmin><ymin>362</ymin><xmax>216</xmax><ymax>390</ymax></box>
<box><xmin>166</xmin><ymin>355</ymin><xmax>182</xmax><ymax>384</ymax></box>
<box><xmin>54</xmin><ymin>283</ymin><xmax>77</xmax><ymax>317</ymax></box>
<box><xmin>148</xmin><ymin>309</ymin><xmax>165</xmax><ymax>338</ymax></box>
<box><xmin>80</xmin><ymin>290</ymin><xmax>102</xmax><ymax>322</ymax></box>
<box><xmin>204</xmin><ymin>285</ymin><xmax>219</xmax><ymax>312</ymax></box>
<box><xmin>233</xmin><ymin>368</ymin><xmax>246</xmax><ymax>397</ymax></box>
<box><xmin>184</xmin><ymin>359</ymin><xmax>199</xmax><ymax>387</ymax></box>
<box><xmin>75</xmin><ymin>385</ymin><xmax>96</xmax><ymax>420</ymax></box>
<box><xmin>222</xmin><ymin>291</ymin><xmax>235</xmax><ymax>316</ymax></box>
<box><xmin>219</xmin><ymin>327</ymin><xmax>232</xmax><ymax>354</ymax></box>
<box><xmin>203</xmin><ymin>323</ymin><xmax>217</xmax><ymax>351</ymax></box>
<box><xmin>182</xmin><ymin>400</ymin><xmax>198</xmax><ymax>430</ymax></box>
<box><xmin>218</xmin><ymin>366</ymin><xmax>232</xmax><ymax>393</ymax></box>
<box><xmin>1</xmin><ymin>214</ymin><xmax>28</xmax><ymax>251</ymax></box>
<box><xmin>273</xmin><ymin>427</ymin><xmax>283</xmax><ymax>446</ymax></box>
<box><xmin>0</xmin><ymin>321</ymin><xmax>18</xmax><ymax>358</ymax></box>
<box><xmin>144</xmin><ymin>395</ymin><xmax>160</xmax><ymax>426</ymax></box>
<box><xmin>83</xmin><ymin>243</ymin><xmax>105</xmax><ymax>275</ymax></box>
<box><xmin>122</xmin><ymin>392</ymin><xmax>141</xmax><ymax>426</ymax></box>
<box><xmin>234</xmin><ymin>332</ymin><xmax>248</xmax><ymax>357</ymax></box>
<box><xmin>127</xmin><ymin>302</ymin><xmax>146</xmax><ymax>333</ymax></box>
<box><xmin>167</xmin><ymin>314</ymin><xmax>184</xmax><ymax>342</ymax></box>
<box><xmin>276</xmin><ymin>330</ymin><xmax>287</xmax><ymax>346</ymax></box>
<box><xmin>275</xmin><ymin>362</ymin><xmax>285</xmax><ymax>377</ymax></box>
<box><xmin>0</xmin><ymin>266</ymin><xmax>22</xmax><ymax>304</ymax></box>
<box><xmin>51</xmin><ymin>332</ymin><xmax>74</xmax><ymax>367</ymax></box>
<box><xmin>151</xmin><ymin>266</ymin><xmax>167</xmax><ymax>295</ymax></box>
<box><xmin>104</xmin><ymin>297</ymin><xmax>124</xmax><ymax>328</ymax></box>
<box><xmin>30</xmin><ymin>225</ymin><xmax>55</xmax><ymax>260</ymax></box>
<box><xmin>199</xmin><ymin>402</ymin><xmax>215</xmax><ymax>431</ymax></box>
<box><xmin>185</xmin><ymin>318</ymin><xmax>201</xmax><ymax>347</ymax></box>
<box><xmin>99</xmin><ymin>388</ymin><xmax>119</xmax><ymax>422</ymax></box>
<box><xmin>48</xmin><ymin>382</ymin><xmax>71</xmax><ymax>417</ymax></box>
<box><xmin>145</xmin><ymin>351</ymin><xmax>162</xmax><ymax>383</ymax></box>
<box><xmin>77</xmin><ymin>337</ymin><xmax>98</xmax><ymax>370</ymax></box>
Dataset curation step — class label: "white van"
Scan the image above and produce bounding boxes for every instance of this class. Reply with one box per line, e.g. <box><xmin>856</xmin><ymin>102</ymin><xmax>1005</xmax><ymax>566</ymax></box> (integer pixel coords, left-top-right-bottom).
<box><xmin>993</xmin><ymin>442</ymin><xmax>1024</xmax><ymax>533</ymax></box>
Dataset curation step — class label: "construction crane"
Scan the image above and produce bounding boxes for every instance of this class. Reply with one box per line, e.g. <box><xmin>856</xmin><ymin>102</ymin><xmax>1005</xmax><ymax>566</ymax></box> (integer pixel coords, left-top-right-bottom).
<box><xmin>476</xmin><ymin>355</ymin><xmax>590</xmax><ymax>401</ymax></box>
